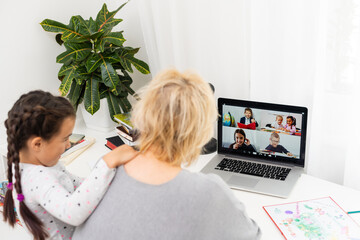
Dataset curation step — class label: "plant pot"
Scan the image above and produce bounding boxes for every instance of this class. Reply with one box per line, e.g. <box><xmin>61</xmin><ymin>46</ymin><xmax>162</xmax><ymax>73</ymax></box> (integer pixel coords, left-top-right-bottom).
<box><xmin>80</xmin><ymin>98</ymin><xmax>116</xmax><ymax>132</ymax></box>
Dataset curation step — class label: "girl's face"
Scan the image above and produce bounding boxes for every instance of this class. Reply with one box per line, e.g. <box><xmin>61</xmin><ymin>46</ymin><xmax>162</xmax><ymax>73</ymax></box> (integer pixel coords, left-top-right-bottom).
<box><xmin>235</xmin><ymin>133</ymin><xmax>245</xmax><ymax>145</ymax></box>
<box><xmin>287</xmin><ymin>118</ymin><xmax>293</xmax><ymax>126</ymax></box>
<box><xmin>276</xmin><ymin>117</ymin><xmax>283</xmax><ymax>125</ymax></box>
<box><xmin>37</xmin><ymin>117</ymin><xmax>75</xmax><ymax>167</ymax></box>
<box><xmin>244</xmin><ymin>110</ymin><xmax>252</xmax><ymax>119</ymax></box>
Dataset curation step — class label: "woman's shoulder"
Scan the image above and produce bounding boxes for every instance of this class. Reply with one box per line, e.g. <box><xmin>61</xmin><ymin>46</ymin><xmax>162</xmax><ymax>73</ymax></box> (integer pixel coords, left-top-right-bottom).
<box><xmin>180</xmin><ymin>170</ymin><xmax>234</xmax><ymax>195</ymax></box>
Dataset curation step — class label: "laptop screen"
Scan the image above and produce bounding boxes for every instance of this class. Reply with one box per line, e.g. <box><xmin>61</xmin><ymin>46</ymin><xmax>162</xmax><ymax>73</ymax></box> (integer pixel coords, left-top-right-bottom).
<box><xmin>218</xmin><ymin>98</ymin><xmax>308</xmax><ymax>167</ymax></box>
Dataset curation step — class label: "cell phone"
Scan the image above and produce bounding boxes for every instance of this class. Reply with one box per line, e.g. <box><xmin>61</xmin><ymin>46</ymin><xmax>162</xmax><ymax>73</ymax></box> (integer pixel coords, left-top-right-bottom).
<box><xmin>69</xmin><ymin>134</ymin><xmax>85</xmax><ymax>144</ymax></box>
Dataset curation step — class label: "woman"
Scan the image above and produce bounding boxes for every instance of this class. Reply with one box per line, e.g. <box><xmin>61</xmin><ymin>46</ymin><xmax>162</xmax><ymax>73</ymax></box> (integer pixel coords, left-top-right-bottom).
<box><xmin>73</xmin><ymin>69</ymin><xmax>261</xmax><ymax>240</ymax></box>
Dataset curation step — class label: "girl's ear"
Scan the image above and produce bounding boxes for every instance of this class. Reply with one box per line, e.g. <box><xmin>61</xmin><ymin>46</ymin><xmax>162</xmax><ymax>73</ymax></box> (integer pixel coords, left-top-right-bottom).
<box><xmin>29</xmin><ymin>137</ymin><xmax>43</xmax><ymax>152</ymax></box>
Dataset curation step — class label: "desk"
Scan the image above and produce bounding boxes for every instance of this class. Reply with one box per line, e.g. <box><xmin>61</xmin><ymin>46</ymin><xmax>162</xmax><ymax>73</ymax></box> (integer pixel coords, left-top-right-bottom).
<box><xmin>1</xmin><ymin>124</ymin><xmax>360</xmax><ymax>240</ymax></box>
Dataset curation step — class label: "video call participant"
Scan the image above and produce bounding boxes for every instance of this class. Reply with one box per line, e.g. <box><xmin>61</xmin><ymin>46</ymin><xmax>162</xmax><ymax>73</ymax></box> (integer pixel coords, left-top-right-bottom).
<box><xmin>272</xmin><ymin>115</ymin><xmax>284</xmax><ymax>129</ymax></box>
<box><xmin>265</xmin><ymin>132</ymin><xmax>293</xmax><ymax>156</ymax></box>
<box><xmin>229</xmin><ymin>129</ymin><xmax>256</xmax><ymax>152</ymax></box>
<box><xmin>239</xmin><ymin>108</ymin><xmax>259</xmax><ymax>128</ymax></box>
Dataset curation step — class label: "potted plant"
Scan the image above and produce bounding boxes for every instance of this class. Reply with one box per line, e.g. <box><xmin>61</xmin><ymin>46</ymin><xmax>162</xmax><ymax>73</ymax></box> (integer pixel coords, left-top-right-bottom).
<box><xmin>40</xmin><ymin>2</ymin><xmax>150</xmax><ymax>123</ymax></box>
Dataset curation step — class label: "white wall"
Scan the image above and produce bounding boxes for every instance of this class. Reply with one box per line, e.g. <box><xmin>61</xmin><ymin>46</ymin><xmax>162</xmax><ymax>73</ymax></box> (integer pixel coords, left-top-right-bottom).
<box><xmin>0</xmin><ymin>0</ymin><xmax>151</xmax><ymax>144</ymax></box>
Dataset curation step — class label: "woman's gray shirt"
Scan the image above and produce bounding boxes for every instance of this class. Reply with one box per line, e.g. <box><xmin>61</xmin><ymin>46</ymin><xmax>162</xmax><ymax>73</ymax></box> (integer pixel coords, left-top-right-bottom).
<box><xmin>73</xmin><ymin>165</ymin><xmax>261</xmax><ymax>240</ymax></box>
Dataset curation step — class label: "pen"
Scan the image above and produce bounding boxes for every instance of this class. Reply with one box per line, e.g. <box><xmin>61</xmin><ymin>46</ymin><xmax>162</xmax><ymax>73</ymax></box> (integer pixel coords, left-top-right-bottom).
<box><xmin>347</xmin><ymin>211</ymin><xmax>360</xmax><ymax>214</ymax></box>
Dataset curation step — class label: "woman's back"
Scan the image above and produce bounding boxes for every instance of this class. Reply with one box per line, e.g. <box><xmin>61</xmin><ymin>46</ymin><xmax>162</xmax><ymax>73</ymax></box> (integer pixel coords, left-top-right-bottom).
<box><xmin>73</xmin><ymin>165</ymin><xmax>260</xmax><ymax>240</ymax></box>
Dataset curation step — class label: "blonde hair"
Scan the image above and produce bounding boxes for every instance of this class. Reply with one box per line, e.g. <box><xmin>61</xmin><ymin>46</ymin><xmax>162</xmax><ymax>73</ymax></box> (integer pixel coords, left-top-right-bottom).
<box><xmin>276</xmin><ymin>115</ymin><xmax>283</xmax><ymax>120</ymax></box>
<box><xmin>131</xmin><ymin>69</ymin><xmax>218</xmax><ymax>166</ymax></box>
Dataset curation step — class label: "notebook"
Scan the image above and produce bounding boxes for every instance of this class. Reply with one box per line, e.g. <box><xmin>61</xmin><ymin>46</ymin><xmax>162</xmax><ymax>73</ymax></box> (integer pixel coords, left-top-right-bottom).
<box><xmin>263</xmin><ymin>197</ymin><xmax>360</xmax><ymax>239</ymax></box>
<box><xmin>201</xmin><ymin>98</ymin><xmax>308</xmax><ymax>198</ymax></box>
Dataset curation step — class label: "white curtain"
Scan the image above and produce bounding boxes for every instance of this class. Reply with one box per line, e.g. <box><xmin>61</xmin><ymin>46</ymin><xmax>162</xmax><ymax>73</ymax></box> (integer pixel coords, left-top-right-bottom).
<box><xmin>136</xmin><ymin>0</ymin><xmax>360</xmax><ymax>190</ymax></box>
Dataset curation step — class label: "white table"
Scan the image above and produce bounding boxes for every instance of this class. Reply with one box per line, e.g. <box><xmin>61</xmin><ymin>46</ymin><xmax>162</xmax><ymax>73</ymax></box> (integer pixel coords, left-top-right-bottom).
<box><xmin>1</xmin><ymin>124</ymin><xmax>360</xmax><ymax>239</ymax></box>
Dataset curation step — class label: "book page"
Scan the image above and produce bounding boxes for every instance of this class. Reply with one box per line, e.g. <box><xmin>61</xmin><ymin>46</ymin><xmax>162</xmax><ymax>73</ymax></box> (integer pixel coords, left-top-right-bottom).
<box><xmin>263</xmin><ymin>197</ymin><xmax>360</xmax><ymax>239</ymax></box>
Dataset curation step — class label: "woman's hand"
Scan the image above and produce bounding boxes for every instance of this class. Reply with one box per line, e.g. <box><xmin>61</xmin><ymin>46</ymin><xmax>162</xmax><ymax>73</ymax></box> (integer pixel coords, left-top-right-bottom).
<box><xmin>103</xmin><ymin>145</ymin><xmax>139</xmax><ymax>169</ymax></box>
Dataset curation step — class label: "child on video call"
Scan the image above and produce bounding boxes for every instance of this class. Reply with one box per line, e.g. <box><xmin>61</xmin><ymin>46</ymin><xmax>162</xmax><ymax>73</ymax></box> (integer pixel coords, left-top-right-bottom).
<box><xmin>265</xmin><ymin>132</ymin><xmax>293</xmax><ymax>156</ymax></box>
<box><xmin>238</xmin><ymin>108</ymin><xmax>258</xmax><ymax>130</ymax></box>
<box><xmin>273</xmin><ymin>115</ymin><xmax>284</xmax><ymax>129</ymax></box>
<box><xmin>2</xmin><ymin>90</ymin><xmax>137</xmax><ymax>240</ymax></box>
<box><xmin>229</xmin><ymin>129</ymin><xmax>256</xmax><ymax>152</ymax></box>
<box><xmin>283</xmin><ymin>116</ymin><xmax>296</xmax><ymax>135</ymax></box>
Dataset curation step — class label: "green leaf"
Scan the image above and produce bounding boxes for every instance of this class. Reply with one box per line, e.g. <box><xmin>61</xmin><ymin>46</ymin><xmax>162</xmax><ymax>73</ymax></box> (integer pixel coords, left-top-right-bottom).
<box><xmin>58</xmin><ymin>63</ymin><xmax>75</xmax><ymax>77</ymax></box>
<box><xmin>119</xmin><ymin>73</ymin><xmax>132</xmax><ymax>85</ymax></box>
<box><xmin>103</xmin><ymin>32</ymin><xmax>126</xmax><ymax>47</ymax></box>
<box><xmin>103</xmin><ymin>52</ymin><xmax>122</xmax><ymax>63</ymax></box>
<box><xmin>70</xmin><ymin>15</ymin><xmax>92</xmax><ymax>36</ymax></box>
<box><xmin>86</xmin><ymin>53</ymin><xmax>102</xmax><ymax>73</ymax></box>
<box><xmin>55</xmin><ymin>34</ymin><xmax>64</xmax><ymax>45</ymax></box>
<box><xmin>117</xmin><ymin>48</ymin><xmax>150</xmax><ymax>74</ymax></box>
<box><xmin>99</xmin><ymin>84</ymin><xmax>108</xmax><ymax>99</ymax></box>
<box><xmin>56</xmin><ymin>42</ymin><xmax>92</xmax><ymax>63</ymax></box>
<box><xmin>126</xmin><ymin>56</ymin><xmax>150</xmax><ymax>74</ymax></box>
<box><xmin>118</xmin><ymin>97</ymin><xmax>132</xmax><ymax>113</ymax></box>
<box><xmin>41</xmin><ymin>18</ymin><xmax>88</xmax><ymax>42</ymax></box>
<box><xmin>40</xmin><ymin>19</ymin><xmax>69</xmax><ymax>33</ymax></box>
<box><xmin>96</xmin><ymin>3</ymin><xmax>127</xmax><ymax>32</ymax></box>
<box><xmin>116</xmin><ymin>47</ymin><xmax>149</xmax><ymax>74</ymax></box>
<box><xmin>117</xmin><ymin>50</ymin><xmax>133</xmax><ymax>72</ymax></box>
<box><xmin>100</xmin><ymin>58</ymin><xmax>120</xmax><ymax>94</ymax></box>
<box><xmin>122</xmin><ymin>46</ymin><xmax>140</xmax><ymax>55</ymax></box>
<box><xmin>59</xmin><ymin>65</ymin><xmax>77</xmax><ymax>96</ymax></box>
<box><xmin>106</xmin><ymin>91</ymin><xmax>122</xmax><ymax>121</ymax></box>
<box><xmin>74</xmin><ymin>66</ymin><xmax>91</xmax><ymax>81</ymax></box>
<box><xmin>67</xmin><ymin>79</ymin><xmax>85</xmax><ymax>110</ymax></box>
<box><xmin>87</xmin><ymin>17</ymin><xmax>98</xmax><ymax>34</ymax></box>
<box><xmin>84</xmin><ymin>74</ymin><xmax>101</xmax><ymax>115</ymax></box>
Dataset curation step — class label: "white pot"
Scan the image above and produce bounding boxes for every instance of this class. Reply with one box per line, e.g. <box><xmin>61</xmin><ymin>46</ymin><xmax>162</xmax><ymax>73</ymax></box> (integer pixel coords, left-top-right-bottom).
<box><xmin>80</xmin><ymin>98</ymin><xmax>116</xmax><ymax>132</ymax></box>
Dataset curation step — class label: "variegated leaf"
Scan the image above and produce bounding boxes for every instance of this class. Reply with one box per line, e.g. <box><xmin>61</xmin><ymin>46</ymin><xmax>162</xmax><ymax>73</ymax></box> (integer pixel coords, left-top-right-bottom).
<box><xmin>125</xmin><ymin>56</ymin><xmax>150</xmax><ymax>74</ymax></box>
<box><xmin>106</xmin><ymin>91</ymin><xmax>122</xmax><ymax>120</ymax></box>
<box><xmin>58</xmin><ymin>63</ymin><xmax>76</xmax><ymax>77</ymax></box>
<box><xmin>67</xmin><ymin>79</ymin><xmax>85</xmax><ymax>110</ymax></box>
<box><xmin>103</xmin><ymin>32</ymin><xmax>125</xmax><ymax>47</ymax></box>
<box><xmin>86</xmin><ymin>53</ymin><xmax>102</xmax><ymax>73</ymax></box>
<box><xmin>40</xmin><ymin>19</ymin><xmax>69</xmax><ymax>33</ymax></box>
<box><xmin>100</xmin><ymin>58</ymin><xmax>119</xmax><ymax>95</ymax></box>
<box><xmin>118</xmin><ymin>97</ymin><xmax>132</xmax><ymax>113</ymax></box>
<box><xmin>84</xmin><ymin>75</ymin><xmax>101</xmax><ymax>115</ymax></box>
<box><xmin>96</xmin><ymin>3</ymin><xmax>126</xmax><ymax>32</ymax></box>
<box><xmin>59</xmin><ymin>65</ymin><xmax>77</xmax><ymax>96</ymax></box>
<box><xmin>56</xmin><ymin>42</ymin><xmax>92</xmax><ymax>63</ymax></box>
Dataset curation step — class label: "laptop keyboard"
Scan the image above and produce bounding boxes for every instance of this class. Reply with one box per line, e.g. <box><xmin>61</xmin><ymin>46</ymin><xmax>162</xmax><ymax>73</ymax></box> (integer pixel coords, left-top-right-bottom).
<box><xmin>215</xmin><ymin>158</ymin><xmax>291</xmax><ymax>181</ymax></box>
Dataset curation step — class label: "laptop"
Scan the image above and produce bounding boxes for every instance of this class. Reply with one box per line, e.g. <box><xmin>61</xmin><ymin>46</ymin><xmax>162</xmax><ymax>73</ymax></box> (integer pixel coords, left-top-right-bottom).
<box><xmin>201</xmin><ymin>98</ymin><xmax>308</xmax><ymax>198</ymax></box>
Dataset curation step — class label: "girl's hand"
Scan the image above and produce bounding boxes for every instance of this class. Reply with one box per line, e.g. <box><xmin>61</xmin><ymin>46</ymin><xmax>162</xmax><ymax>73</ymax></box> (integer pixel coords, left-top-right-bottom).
<box><xmin>103</xmin><ymin>145</ymin><xmax>139</xmax><ymax>169</ymax></box>
<box><xmin>245</xmin><ymin>138</ymin><xmax>251</xmax><ymax>146</ymax></box>
<box><xmin>251</xmin><ymin>119</ymin><xmax>255</xmax><ymax>123</ymax></box>
<box><xmin>233</xmin><ymin>143</ymin><xmax>240</xmax><ymax>149</ymax></box>
<box><xmin>287</xmin><ymin>152</ymin><xmax>293</xmax><ymax>157</ymax></box>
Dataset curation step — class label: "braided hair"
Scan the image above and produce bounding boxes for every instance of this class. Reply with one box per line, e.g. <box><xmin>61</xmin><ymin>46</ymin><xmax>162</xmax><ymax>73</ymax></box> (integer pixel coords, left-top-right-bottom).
<box><xmin>3</xmin><ymin>90</ymin><xmax>75</xmax><ymax>240</ymax></box>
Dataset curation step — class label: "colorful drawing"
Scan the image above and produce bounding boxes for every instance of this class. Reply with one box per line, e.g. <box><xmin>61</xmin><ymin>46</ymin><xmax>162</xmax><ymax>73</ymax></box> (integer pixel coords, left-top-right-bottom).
<box><xmin>264</xmin><ymin>197</ymin><xmax>360</xmax><ymax>240</ymax></box>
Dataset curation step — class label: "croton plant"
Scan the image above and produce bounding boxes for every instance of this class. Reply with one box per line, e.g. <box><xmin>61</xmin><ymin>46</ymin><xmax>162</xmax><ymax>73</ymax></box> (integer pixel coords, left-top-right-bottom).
<box><xmin>40</xmin><ymin>2</ymin><xmax>150</xmax><ymax>120</ymax></box>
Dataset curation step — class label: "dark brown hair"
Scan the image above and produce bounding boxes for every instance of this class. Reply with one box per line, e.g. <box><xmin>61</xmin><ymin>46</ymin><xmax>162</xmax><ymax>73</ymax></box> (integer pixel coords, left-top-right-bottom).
<box><xmin>234</xmin><ymin>128</ymin><xmax>246</xmax><ymax>141</ymax></box>
<box><xmin>287</xmin><ymin>116</ymin><xmax>296</xmax><ymax>126</ymax></box>
<box><xmin>3</xmin><ymin>90</ymin><xmax>75</xmax><ymax>240</ymax></box>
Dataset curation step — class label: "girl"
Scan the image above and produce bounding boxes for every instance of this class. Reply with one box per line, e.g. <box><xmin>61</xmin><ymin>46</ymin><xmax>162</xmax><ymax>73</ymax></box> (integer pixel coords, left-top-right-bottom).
<box><xmin>3</xmin><ymin>90</ymin><xmax>137</xmax><ymax>240</ymax></box>
<box><xmin>229</xmin><ymin>129</ymin><xmax>256</xmax><ymax>152</ymax></box>
<box><xmin>283</xmin><ymin>116</ymin><xmax>296</xmax><ymax>135</ymax></box>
